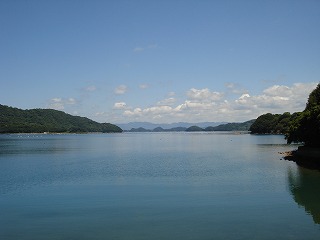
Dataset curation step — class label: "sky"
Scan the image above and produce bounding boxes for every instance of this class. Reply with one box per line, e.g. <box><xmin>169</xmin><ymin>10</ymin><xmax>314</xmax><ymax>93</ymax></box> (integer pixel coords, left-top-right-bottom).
<box><xmin>1</xmin><ymin>0</ymin><xmax>319</xmax><ymax>124</ymax></box>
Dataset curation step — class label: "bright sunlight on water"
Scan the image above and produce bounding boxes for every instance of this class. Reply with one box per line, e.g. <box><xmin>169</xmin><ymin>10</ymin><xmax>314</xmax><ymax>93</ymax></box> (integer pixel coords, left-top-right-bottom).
<box><xmin>1</xmin><ymin>133</ymin><xmax>320</xmax><ymax>240</ymax></box>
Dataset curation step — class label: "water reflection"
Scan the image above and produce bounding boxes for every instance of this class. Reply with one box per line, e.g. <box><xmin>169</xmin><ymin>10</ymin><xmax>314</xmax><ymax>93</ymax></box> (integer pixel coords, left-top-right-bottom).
<box><xmin>0</xmin><ymin>134</ymin><xmax>74</xmax><ymax>155</ymax></box>
<box><xmin>288</xmin><ymin>167</ymin><xmax>320</xmax><ymax>224</ymax></box>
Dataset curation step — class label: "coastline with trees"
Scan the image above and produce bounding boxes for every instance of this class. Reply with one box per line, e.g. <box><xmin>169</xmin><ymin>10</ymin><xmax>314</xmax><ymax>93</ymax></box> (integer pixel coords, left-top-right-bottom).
<box><xmin>283</xmin><ymin>83</ymin><xmax>320</xmax><ymax>168</ymax></box>
<box><xmin>248</xmin><ymin>83</ymin><xmax>320</xmax><ymax>168</ymax></box>
<box><xmin>0</xmin><ymin>105</ymin><xmax>122</xmax><ymax>133</ymax></box>
<box><xmin>1</xmin><ymin>83</ymin><xmax>319</xmax><ymax>169</ymax></box>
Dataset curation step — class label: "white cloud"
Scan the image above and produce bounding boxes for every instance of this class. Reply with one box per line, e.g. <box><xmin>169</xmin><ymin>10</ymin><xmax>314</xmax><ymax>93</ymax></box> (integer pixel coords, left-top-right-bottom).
<box><xmin>51</xmin><ymin>98</ymin><xmax>62</xmax><ymax>102</ymax></box>
<box><xmin>85</xmin><ymin>85</ymin><xmax>96</xmax><ymax>92</ymax></box>
<box><xmin>133</xmin><ymin>44</ymin><xmax>158</xmax><ymax>53</ymax></box>
<box><xmin>143</xmin><ymin>105</ymin><xmax>173</xmax><ymax>114</ymax></box>
<box><xmin>124</xmin><ymin>106</ymin><xmax>173</xmax><ymax>117</ymax></box>
<box><xmin>239</xmin><ymin>93</ymin><xmax>250</xmax><ymax>99</ymax></box>
<box><xmin>234</xmin><ymin>94</ymin><xmax>289</xmax><ymax>111</ymax></box>
<box><xmin>133</xmin><ymin>47</ymin><xmax>144</xmax><ymax>52</ymax></box>
<box><xmin>168</xmin><ymin>92</ymin><xmax>175</xmax><ymax>97</ymax></box>
<box><xmin>187</xmin><ymin>88</ymin><xmax>224</xmax><ymax>102</ymax></box>
<box><xmin>67</xmin><ymin>98</ymin><xmax>77</xmax><ymax>105</ymax></box>
<box><xmin>233</xmin><ymin>82</ymin><xmax>318</xmax><ymax>113</ymax></box>
<box><xmin>47</xmin><ymin>97</ymin><xmax>78</xmax><ymax>110</ymax></box>
<box><xmin>95</xmin><ymin>112</ymin><xmax>106</xmax><ymax>117</ymax></box>
<box><xmin>175</xmin><ymin>100</ymin><xmax>214</xmax><ymax>111</ymax></box>
<box><xmin>139</xmin><ymin>84</ymin><xmax>149</xmax><ymax>89</ymax></box>
<box><xmin>263</xmin><ymin>85</ymin><xmax>290</xmax><ymax>96</ymax></box>
<box><xmin>157</xmin><ymin>97</ymin><xmax>176</xmax><ymax>106</ymax></box>
<box><xmin>225</xmin><ymin>82</ymin><xmax>248</xmax><ymax>94</ymax></box>
<box><xmin>114</xmin><ymin>85</ymin><xmax>128</xmax><ymax>95</ymax></box>
<box><xmin>263</xmin><ymin>83</ymin><xmax>317</xmax><ymax>99</ymax></box>
<box><xmin>48</xmin><ymin>98</ymin><xmax>64</xmax><ymax>110</ymax></box>
<box><xmin>225</xmin><ymin>82</ymin><xmax>235</xmax><ymax>89</ymax></box>
<box><xmin>124</xmin><ymin>108</ymin><xmax>143</xmax><ymax>117</ymax></box>
<box><xmin>116</xmin><ymin>82</ymin><xmax>318</xmax><ymax>123</ymax></box>
<box><xmin>113</xmin><ymin>102</ymin><xmax>127</xmax><ymax>109</ymax></box>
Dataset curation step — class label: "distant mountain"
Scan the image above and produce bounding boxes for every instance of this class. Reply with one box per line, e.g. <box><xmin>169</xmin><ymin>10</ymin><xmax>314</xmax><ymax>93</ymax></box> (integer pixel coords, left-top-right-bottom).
<box><xmin>153</xmin><ymin>127</ymin><xmax>165</xmax><ymax>132</ymax></box>
<box><xmin>0</xmin><ymin>104</ymin><xmax>122</xmax><ymax>133</ymax></box>
<box><xmin>169</xmin><ymin>127</ymin><xmax>187</xmax><ymax>132</ymax></box>
<box><xmin>186</xmin><ymin>126</ymin><xmax>204</xmax><ymax>132</ymax></box>
<box><xmin>125</xmin><ymin>120</ymin><xmax>255</xmax><ymax>132</ymax></box>
<box><xmin>118</xmin><ymin>121</ymin><xmax>226</xmax><ymax>131</ymax></box>
<box><xmin>127</xmin><ymin>126</ymin><xmax>187</xmax><ymax>132</ymax></box>
<box><xmin>183</xmin><ymin>120</ymin><xmax>255</xmax><ymax>132</ymax></box>
<box><xmin>206</xmin><ymin>119</ymin><xmax>255</xmax><ymax>131</ymax></box>
<box><xmin>128</xmin><ymin>127</ymin><xmax>151</xmax><ymax>132</ymax></box>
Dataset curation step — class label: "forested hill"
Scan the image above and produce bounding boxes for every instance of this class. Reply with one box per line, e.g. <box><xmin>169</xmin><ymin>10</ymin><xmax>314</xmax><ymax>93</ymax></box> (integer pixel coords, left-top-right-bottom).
<box><xmin>249</xmin><ymin>112</ymin><xmax>298</xmax><ymax>134</ymax></box>
<box><xmin>185</xmin><ymin>119</ymin><xmax>255</xmax><ymax>132</ymax></box>
<box><xmin>204</xmin><ymin>119</ymin><xmax>255</xmax><ymax>131</ymax></box>
<box><xmin>0</xmin><ymin>104</ymin><xmax>122</xmax><ymax>133</ymax></box>
<box><xmin>249</xmin><ymin>83</ymin><xmax>320</xmax><ymax>148</ymax></box>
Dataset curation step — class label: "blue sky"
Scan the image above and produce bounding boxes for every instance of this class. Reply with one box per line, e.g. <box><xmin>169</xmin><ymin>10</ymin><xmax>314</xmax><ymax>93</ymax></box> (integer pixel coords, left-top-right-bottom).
<box><xmin>1</xmin><ymin>0</ymin><xmax>319</xmax><ymax>123</ymax></box>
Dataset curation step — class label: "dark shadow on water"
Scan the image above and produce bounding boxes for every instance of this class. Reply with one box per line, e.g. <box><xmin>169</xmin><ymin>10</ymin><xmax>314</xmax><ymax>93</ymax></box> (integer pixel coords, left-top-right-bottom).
<box><xmin>283</xmin><ymin>147</ymin><xmax>320</xmax><ymax>171</ymax></box>
<box><xmin>287</xmin><ymin>167</ymin><xmax>320</xmax><ymax>224</ymax></box>
<box><xmin>286</xmin><ymin>158</ymin><xmax>320</xmax><ymax>171</ymax></box>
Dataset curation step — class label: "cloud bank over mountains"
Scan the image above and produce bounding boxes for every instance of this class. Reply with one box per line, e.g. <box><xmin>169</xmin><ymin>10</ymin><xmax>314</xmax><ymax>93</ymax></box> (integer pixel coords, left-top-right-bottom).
<box><xmin>115</xmin><ymin>82</ymin><xmax>318</xmax><ymax>123</ymax></box>
<box><xmin>47</xmin><ymin>82</ymin><xmax>318</xmax><ymax>124</ymax></box>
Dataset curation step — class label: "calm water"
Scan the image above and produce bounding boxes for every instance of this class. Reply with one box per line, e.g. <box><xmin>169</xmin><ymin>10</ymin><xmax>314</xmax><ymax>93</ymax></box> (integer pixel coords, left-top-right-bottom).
<box><xmin>1</xmin><ymin>133</ymin><xmax>320</xmax><ymax>239</ymax></box>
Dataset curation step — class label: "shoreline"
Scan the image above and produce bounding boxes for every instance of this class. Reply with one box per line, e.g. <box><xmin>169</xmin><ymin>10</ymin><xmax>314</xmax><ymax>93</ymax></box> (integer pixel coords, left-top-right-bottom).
<box><xmin>0</xmin><ymin>132</ymin><xmax>122</xmax><ymax>135</ymax></box>
<box><xmin>281</xmin><ymin>146</ymin><xmax>320</xmax><ymax>170</ymax></box>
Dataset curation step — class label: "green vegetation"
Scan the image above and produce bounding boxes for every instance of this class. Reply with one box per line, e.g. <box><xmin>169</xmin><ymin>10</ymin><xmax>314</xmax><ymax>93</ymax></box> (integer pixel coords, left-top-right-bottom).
<box><xmin>185</xmin><ymin>120</ymin><xmax>255</xmax><ymax>132</ymax></box>
<box><xmin>205</xmin><ymin>119</ymin><xmax>255</xmax><ymax>131</ymax></box>
<box><xmin>153</xmin><ymin>127</ymin><xmax>165</xmax><ymax>132</ymax></box>
<box><xmin>128</xmin><ymin>126</ymin><xmax>187</xmax><ymax>132</ymax></box>
<box><xmin>249</xmin><ymin>112</ymin><xmax>297</xmax><ymax>134</ymax></box>
<box><xmin>128</xmin><ymin>121</ymin><xmax>254</xmax><ymax>132</ymax></box>
<box><xmin>0</xmin><ymin>105</ymin><xmax>122</xmax><ymax>133</ymax></box>
<box><xmin>128</xmin><ymin>127</ymin><xmax>151</xmax><ymax>132</ymax></box>
<box><xmin>249</xmin><ymin>83</ymin><xmax>320</xmax><ymax>148</ymax></box>
<box><xmin>185</xmin><ymin>126</ymin><xmax>204</xmax><ymax>132</ymax></box>
<box><xmin>286</xmin><ymin>83</ymin><xmax>320</xmax><ymax>147</ymax></box>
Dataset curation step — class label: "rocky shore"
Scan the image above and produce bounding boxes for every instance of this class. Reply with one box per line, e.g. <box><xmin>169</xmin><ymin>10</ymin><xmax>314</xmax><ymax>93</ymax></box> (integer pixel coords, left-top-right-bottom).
<box><xmin>281</xmin><ymin>146</ymin><xmax>320</xmax><ymax>170</ymax></box>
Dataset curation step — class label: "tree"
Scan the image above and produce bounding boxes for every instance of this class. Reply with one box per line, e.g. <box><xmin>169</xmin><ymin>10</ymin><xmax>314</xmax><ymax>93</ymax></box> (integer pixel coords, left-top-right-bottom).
<box><xmin>249</xmin><ymin>112</ymin><xmax>296</xmax><ymax>134</ymax></box>
<box><xmin>249</xmin><ymin>113</ymin><xmax>280</xmax><ymax>134</ymax></box>
<box><xmin>286</xmin><ymin>83</ymin><xmax>320</xmax><ymax>147</ymax></box>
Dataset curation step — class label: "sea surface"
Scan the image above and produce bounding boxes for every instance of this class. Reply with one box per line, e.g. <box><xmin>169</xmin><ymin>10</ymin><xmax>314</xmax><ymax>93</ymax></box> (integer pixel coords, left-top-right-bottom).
<box><xmin>1</xmin><ymin>133</ymin><xmax>320</xmax><ymax>239</ymax></box>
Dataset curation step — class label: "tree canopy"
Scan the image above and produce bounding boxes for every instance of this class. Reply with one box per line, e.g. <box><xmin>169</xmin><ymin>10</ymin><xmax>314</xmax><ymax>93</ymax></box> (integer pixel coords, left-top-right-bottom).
<box><xmin>205</xmin><ymin>119</ymin><xmax>255</xmax><ymax>131</ymax></box>
<box><xmin>0</xmin><ymin>105</ymin><xmax>122</xmax><ymax>133</ymax></box>
<box><xmin>185</xmin><ymin>126</ymin><xmax>204</xmax><ymax>132</ymax></box>
<box><xmin>249</xmin><ymin>83</ymin><xmax>320</xmax><ymax>147</ymax></box>
<box><xmin>286</xmin><ymin>83</ymin><xmax>320</xmax><ymax>147</ymax></box>
<box><xmin>249</xmin><ymin>112</ymin><xmax>295</xmax><ymax>134</ymax></box>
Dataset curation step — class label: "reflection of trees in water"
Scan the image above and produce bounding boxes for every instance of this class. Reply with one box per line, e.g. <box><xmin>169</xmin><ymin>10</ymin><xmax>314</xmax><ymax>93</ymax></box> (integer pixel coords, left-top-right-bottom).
<box><xmin>288</xmin><ymin>167</ymin><xmax>320</xmax><ymax>224</ymax></box>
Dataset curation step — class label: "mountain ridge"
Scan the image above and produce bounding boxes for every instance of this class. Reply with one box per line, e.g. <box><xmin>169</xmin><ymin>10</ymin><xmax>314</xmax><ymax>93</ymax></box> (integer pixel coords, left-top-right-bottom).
<box><xmin>117</xmin><ymin>121</ymin><xmax>227</xmax><ymax>131</ymax></box>
<box><xmin>0</xmin><ymin>104</ymin><xmax>122</xmax><ymax>133</ymax></box>
<box><xmin>125</xmin><ymin>120</ymin><xmax>255</xmax><ymax>132</ymax></box>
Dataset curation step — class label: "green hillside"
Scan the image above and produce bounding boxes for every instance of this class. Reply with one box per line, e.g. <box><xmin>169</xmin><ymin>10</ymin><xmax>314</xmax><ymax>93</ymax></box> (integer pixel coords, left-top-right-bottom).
<box><xmin>249</xmin><ymin>83</ymin><xmax>320</xmax><ymax>145</ymax></box>
<box><xmin>184</xmin><ymin>120</ymin><xmax>255</xmax><ymax>132</ymax></box>
<box><xmin>185</xmin><ymin>126</ymin><xmax>204</xmax><ymax>132</ymax></box>
<box><xmin>205</xmin><ymin>119</ymin><xmax>255</xmax><ymax>131</ymax></box>
<box><xmin>0</xmin><ymin>104</ymin><xmax>122</xmax><ymax>133</ymax></box>
<box><xmin>249</xmin><ymin>112</ymin><xmax>299</xmax><ymax>135</ymax></box>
